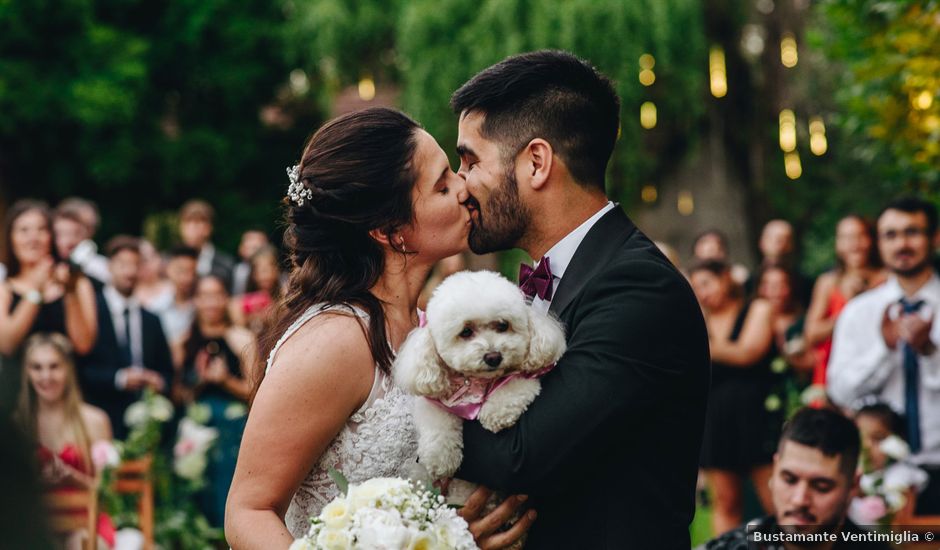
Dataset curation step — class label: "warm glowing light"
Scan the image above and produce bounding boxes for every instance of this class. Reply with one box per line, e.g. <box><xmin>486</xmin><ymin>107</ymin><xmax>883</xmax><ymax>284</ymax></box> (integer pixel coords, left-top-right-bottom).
<box><xmin>639</xmin><ymin>54</ymin><xmax>655</xmax><ymax>70</ymax></box>
<box><xmin>640</xmin><ymin>101</ymin><xmax>657</xmax><ymax>129</ymax></box>
<box><xmin>924</xmin><ymin>115</ymin><xmax>940</xmax><ymax>132</ymax></box>
<box><xmin>641</xmin><ymin>185</ymin><xmax>658</xmax><ymax>203</ymax></box>
<box><xmin>913</xmin><ymin>90</ymin><xmax>934</xmax><ymax>110</ymax></box>
<box><xmin>677</xmin><ymin>190</ymin><xmax>694</xmax><ymax>215</ymax></box>
<box><xmin>809</xmin><ymin>116</ymin><xmax>827</xmax><ymax>156</ymax></box>
<box><xmin>358</xmin><ymin>77</ymin><xmax>376</xmax><ymax>101</ymax></box>
<box><xmin>781</xmin><ymin>32</ymin><xmax>798</xmax><ymax>68</ymax></box>
<box><xmin>779</xmin><ymin>109</ymin><xmax>796</xmax><ymax>153</ymax></box>
<box><xmin>784</xmin><ymin>151</ymin><xmax>802</xmax><ymax>179</ymax></box>
<box><xmin>639</xmin><ymin>69</ymin><xmax>656</xmax><ymax>86</ymax></box>
<box><xmin>709</xmin><ymin>46</ymin><xmax>727</xmax><ymax>98</ymax></box>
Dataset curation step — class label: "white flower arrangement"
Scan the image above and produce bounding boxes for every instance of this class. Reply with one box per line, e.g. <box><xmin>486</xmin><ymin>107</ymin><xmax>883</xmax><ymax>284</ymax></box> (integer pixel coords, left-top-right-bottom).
<box><xmin>124</xmin><ymin>392</ymin><xmax>174</xmax><ymax>427</ymax></box>
<box><xmin>173</xmin><ymin>415</ymin><xmax>219</xmax><ymax>482</ymax></box>
<box><xmin>291</xmin><ymin>472</ymin><xmax>478</xmax><ymax>550</ymax></box>
<box><xmin>879</xmin><ymin>435</ymin><xmax>910</xmax><ymax>462</ymax></box>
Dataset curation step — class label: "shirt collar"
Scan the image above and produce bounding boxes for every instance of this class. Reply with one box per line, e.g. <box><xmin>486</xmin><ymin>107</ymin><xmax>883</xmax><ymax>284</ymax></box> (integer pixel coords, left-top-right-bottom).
<box><xmin>103</xmin><ymin>284</ymin><xmax>139</xmax><ymax>313</ymax></box>
<box><xmin>537</xmin><ymin>202</ymin><xmax>616</xmax><ymax>281</ymax></box>
<box><xmin>884</xmin><ymin>272</ymin><xmax>940</xmax><ymax>302</ymax></box>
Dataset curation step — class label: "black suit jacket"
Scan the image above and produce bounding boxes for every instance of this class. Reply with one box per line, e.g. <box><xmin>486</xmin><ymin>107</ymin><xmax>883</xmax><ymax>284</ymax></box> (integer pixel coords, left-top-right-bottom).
<box><xmin>79</xmin><ymin>292</ymin><xmax>173</xmax><ymax>439</ymax></box>
<box><xmin>458</xmin><ymin>208</ymin><xmax>711</xmax><ymax>549</ymax></box>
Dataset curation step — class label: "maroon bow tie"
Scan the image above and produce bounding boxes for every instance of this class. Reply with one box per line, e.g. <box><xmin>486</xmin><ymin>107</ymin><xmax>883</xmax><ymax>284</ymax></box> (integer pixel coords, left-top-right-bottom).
<box><xmin>519</xmin><ymin>256</ymin><xmax>554</xmax><ymax>300</ymax></box>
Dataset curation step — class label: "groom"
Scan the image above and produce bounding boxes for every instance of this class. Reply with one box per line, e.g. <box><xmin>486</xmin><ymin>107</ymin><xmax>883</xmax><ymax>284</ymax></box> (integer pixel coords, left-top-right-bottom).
<box><xmin>453</xmin><ymin>50</ymin><xmax>711</xmax><ymax>548</ymax></box>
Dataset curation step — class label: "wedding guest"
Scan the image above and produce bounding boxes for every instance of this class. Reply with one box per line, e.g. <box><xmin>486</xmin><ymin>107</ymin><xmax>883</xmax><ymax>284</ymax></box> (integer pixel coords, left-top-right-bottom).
<box><xmin>849</xmin><ymin>401</ymin><xmax>928</xmax><ymax>526</ymax></box>
<box><xmin>698</xmin><ymin>407</ymin><xmax>891</xmax><ymax>550</ymax></box>
<box><xmin>231</xmin><ymin>229</ymin><xmax>269</xmax><ymax>296</ymax></box>
<box><xmin>0</xmin><ymin>200</ymin><xmax>97</xmax><ymax>411</ymax></box>
<box><xmin>14</xmin><ymin>333</ymin><xmax>116</xmax><ymax>550</ymax></box>
<box><xmin>53</xmin><ymin>200</ymin><xmax>110</xmax><ymax>286</ymax></box>
<box><xmin>828</xmin><ymin>196</ymin><xmax>940</xmax><ymax>514</ymax></box>
<box><xmin>691</xmin><ymin>259</ymin><xmax>779</xmax><ymax>535</ymax></box>
<box><xmin>757</xmin><ymin>264</ymin><xmax>815</xmax><ymax>375</ymax></box>
<box><xmin>173</xmin><ymin>274</ymin><xmax>254</xmax><ymax>527</ymax></box>
<box><xmin>79</xmin><ymin>235</ymin><xmax>172</xmax><ymax>439</ymax></box>
<box><xmin>804</xmin><ymin>215</ymin><xmax>886</xmax><ymax>390</ymax></box>
<box><xmin>178</xmin><ymin>200</ymin><xmax>235</xmax><ymax>289</ymax></box>
<box><xmin>692</xmin><ymin>229</ymin><xmax>748</xmax><ymax>284</ymax></box>
<box><xmin>134</xmin><ymin>240</ymin><xmax>173</xmax><ymax>312</ymax></box>
<box><xmin>156</xmin><ymin>246</ymin><xmax>198</xmax><ymax>345</ymax></box>
<box><xmin>746</xmin><ymin>219</ymin><xmax>813</xmax><ymax>306</ymax></box>
<box><xmin>229</xmin><ymin>245</ymin><xmax>281</xmax><ymax>334</ymax></box>
<box><xmin>0</xmin><ymin>262</ymin><xmax>6</xmax><ymax>282</ymax></box>
<box><xmin>57</xmin><ymin>198</ymin><xmax>101</xmax><ymax>242</ymax></box>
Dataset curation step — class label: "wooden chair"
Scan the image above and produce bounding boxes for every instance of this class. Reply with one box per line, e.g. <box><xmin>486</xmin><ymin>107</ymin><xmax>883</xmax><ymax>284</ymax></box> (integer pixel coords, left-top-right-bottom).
<box><xmin>892</xmin><ymin>493</ymin><xmax>940</xmax><ymax>550</ymax></box>
<box><xmin>112</xmin><ymin>455</ymin><xmax>154</xmax><ymax>550</ymax></box>
<box><xmin>45</xmin><ymin>485</ymin><xmax>98</xmax><ymax>550</ymax></box>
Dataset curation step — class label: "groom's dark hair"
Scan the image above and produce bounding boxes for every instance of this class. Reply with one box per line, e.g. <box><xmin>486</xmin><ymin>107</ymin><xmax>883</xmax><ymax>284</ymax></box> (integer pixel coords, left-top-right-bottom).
<box><xmin>451</xmin><ymin>50</ymin><xmax>620</xmax><ymax>190</ymax></box>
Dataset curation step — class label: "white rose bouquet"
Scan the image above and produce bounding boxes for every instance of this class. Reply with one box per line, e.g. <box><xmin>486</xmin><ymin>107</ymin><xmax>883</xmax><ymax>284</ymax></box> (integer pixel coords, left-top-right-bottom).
<box><xmin>290</xmin><ymin>471</ymin><xmax>478</xmax><ymax>550</ymax></box>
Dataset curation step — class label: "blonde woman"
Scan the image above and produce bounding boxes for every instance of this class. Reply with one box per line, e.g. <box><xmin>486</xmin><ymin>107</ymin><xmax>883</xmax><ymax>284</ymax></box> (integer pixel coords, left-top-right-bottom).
<box><xmin>15</xmin><ymin>333</ymin><xmax>115</xmax><ymax>549</ymax></box>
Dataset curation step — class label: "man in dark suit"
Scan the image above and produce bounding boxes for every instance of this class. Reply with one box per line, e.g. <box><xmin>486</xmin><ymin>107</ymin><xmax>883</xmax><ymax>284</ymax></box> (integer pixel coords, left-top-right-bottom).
<box><xmin>79</xmin><ymin>236</ymin><xmax>173</xmax><ymax>439</ymax></box>
<box><xmin>452</xmin><ymin>50</ymin><xmax>711</xmax><ymax>549</ymax></box>
<box><xmin>179</xmin><ymin>199</ymin><xmax>235</xmax><ymax>290</ymax></box>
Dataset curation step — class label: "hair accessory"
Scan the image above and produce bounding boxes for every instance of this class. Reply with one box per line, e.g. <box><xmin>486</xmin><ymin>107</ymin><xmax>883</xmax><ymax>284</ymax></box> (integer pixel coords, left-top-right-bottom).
<box><xmin>286</xmin><ymin>164</ymin><xmax>313</xmax><ymax>206</ymax></box>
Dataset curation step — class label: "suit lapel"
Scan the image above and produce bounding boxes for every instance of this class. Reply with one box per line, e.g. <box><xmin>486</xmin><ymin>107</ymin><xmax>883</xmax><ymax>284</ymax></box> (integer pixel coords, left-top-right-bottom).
<box><xmin>549</xmin><ymin>207</ymin><xmax>635</xmax><ymax>317</ymax></box>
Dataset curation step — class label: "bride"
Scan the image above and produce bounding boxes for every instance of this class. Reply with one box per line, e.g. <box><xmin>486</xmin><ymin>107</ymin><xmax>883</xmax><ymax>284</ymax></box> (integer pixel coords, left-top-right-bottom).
<box><xmin>225</xmin><ymin>108</ymin><xmax>533</xmax><ymax>549</ymax></box>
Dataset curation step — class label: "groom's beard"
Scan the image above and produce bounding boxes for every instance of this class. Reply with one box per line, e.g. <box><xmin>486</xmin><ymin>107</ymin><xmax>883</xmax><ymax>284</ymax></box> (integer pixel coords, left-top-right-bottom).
<box><xmin>468</xmin><ymin>166</ymin><xmax>530</xmax><ymax>254</ymax></box>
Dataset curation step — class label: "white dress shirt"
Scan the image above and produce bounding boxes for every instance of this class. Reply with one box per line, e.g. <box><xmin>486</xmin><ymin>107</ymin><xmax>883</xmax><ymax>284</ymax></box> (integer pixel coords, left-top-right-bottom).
<box><xmin>530</xmin><ymin>202</ymin><xmax>616</xmax><ymax>314</ymax></box>
<box><xmin>828</xmin><ymin>274</ymin><xmax>940</xmax><ymax>466</ymax></box>
<box><xmin>232</xmin><ymin>261</ymin><xmax>251</xmax><ymax>296</ymax></box>
<box><xmin>197</xmin><ymin>244</ymin><xmax>216</xmax><ymax>277</ymax></box>
<box><xmin>103</xmin><ymin>285</ymin><xmax>145</xmax><ymax>387</ymax></box>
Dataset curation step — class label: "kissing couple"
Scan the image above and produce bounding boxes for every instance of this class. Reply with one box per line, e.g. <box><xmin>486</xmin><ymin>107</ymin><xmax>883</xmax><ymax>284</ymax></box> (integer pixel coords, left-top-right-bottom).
<box><xmin>226</xmin><ymin>50</ymin><xmax>710</xmax><ymax>550</ymax></box>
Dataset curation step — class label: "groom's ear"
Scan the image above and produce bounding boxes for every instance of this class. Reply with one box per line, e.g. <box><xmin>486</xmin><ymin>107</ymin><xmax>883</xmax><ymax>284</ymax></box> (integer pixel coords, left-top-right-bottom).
<box><xmin>521</xmin><ymin>138</ymin><xmax>554</xmax><ymax>191</ymax></box>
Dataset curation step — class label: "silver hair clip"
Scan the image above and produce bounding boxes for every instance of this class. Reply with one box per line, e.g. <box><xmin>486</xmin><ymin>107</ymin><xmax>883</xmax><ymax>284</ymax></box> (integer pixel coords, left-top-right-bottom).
<box><xmin>286</xmin><ymin>164</ymin><xmax>313</xmax><ymax>206</ymax></box>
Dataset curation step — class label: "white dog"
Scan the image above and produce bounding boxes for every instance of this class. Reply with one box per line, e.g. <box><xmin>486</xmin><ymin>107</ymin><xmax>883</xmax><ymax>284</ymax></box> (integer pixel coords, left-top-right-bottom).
<box><xmin>393</xmin><ymin>270</ymin><xmax>566</xmax><ymax>481</ymax></box>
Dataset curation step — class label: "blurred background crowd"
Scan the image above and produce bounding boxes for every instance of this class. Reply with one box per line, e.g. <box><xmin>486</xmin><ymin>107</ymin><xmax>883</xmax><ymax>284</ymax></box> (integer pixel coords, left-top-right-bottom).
<box><xmin>1</xmin><ymin>0</ymin><xmax>939</xmax><ymax>548</ymax></box>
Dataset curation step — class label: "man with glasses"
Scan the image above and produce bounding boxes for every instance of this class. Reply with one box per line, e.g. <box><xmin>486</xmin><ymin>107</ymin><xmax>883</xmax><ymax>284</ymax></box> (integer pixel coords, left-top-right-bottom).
<box><xmin>829</xmin><ymin>196</ymin><xmax>940</xmax><ymax>514</ymax></box>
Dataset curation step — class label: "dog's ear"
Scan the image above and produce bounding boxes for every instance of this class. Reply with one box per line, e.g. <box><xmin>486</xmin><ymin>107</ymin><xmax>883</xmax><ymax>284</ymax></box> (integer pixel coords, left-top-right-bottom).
<box><xmin>523</xmin><ymin>309</ymin><xmax>567</xmax><ymax>371</ymax></box>
<box><xmin>392</xmin><ymin>327</ymin><xmax>450</xmax><ymax>397</ymax></box>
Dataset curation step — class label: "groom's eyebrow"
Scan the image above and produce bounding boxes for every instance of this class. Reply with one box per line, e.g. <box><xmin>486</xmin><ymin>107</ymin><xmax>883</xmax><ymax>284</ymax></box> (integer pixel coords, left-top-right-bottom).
<box><xmin>456</xmin><ymin>144</ymin><xmax>476</xmax><ymax>159</ymax></box>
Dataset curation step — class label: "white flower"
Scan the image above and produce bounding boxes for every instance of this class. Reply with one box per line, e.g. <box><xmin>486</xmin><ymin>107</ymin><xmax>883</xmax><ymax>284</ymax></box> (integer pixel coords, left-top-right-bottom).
<box><xmin>288</xmin><ymin>538</ymin><xmax>316</xmax><ymax>550</ymax></box>
<box><xmin>801</xmin><ymin>384</ymin><xmax>828</xmax><ymax>405</ymax></box>
<box><xmin>176</xmin><ymin>418</ymin><xmax>219</xmax><ymax>453</ymax></box>
<box><xmin>174</xmin><ymin>452</ymin><xmax>207</xmax><ymax>481</ymax></box>
<box><xmin>860</xmin><ymin>472</ymin><xmax>879</xmax><ymax>495</ymax></box>
<box><xmin>150</xmin><ymin>394</ymin><xmax>174</xmax><ymax>422</ymax></box>
<box><xmin>316</xmin><ymin>527</ymin><xmax>353</xmax><ymax>549</ymax></box>
<box><xmin>187</xmin><ymin>402</ymin><xmax>212</xmax><ymax>424</ymax></box>
<box><xmin>880</xmin><ymin>435</ymin><xmax>910</xmax><ymax>461</ymax></box>
<box><xmin>91</xmin><ymin>440</ymin><xmax>121</xmax><ymax>470</ymax></box>
<box><xmin>348</xmin><ymin>478</ymin><xmax>410</xmax><ymax>509</ymax></box>
<box><xmin>223</xmin><ymin>402</ymin><xmax>247</xmax><ymax>419</ymax></box>
<box><xmin>124</xmin><ymin>402</ymin><xmax>149</xmax><ymax>427</ymax></box>
<box><xmin>884</xmin><ymin>489</ymin><xmax>907</xmax><ymax>512</ymax></box>
<box><xmin>320</xmin><ymin>498</ymin><xmax>352</xmax><ymax>530</ymax></box>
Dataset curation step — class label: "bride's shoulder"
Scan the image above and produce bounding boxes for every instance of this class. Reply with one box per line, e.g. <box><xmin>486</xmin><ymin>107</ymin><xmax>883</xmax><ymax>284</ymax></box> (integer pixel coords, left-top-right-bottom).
<box><xmin>264</xmin><ymin>310</ymin><xmax>374</xmax><ymax>388</ymax></box>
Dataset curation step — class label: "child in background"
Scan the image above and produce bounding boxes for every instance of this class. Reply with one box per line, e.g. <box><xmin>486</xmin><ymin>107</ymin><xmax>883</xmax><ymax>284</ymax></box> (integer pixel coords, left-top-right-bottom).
<box><xmin>850</xmin><ymin>401</ymin><xmax>928</xmax><ymax>525</ymax></box>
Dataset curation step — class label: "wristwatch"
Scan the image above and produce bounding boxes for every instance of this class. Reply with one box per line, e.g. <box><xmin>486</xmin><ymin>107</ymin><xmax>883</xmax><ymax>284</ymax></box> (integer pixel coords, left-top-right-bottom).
<box><xmin>25</xmin><ymin>289</ymin><xmax>43</xmax><ymax>305</ymax></box>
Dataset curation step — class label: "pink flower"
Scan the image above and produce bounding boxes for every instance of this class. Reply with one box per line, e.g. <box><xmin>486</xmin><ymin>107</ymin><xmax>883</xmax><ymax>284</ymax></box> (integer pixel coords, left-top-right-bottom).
<box><xmin>174</xmin><ymin>439</ymin><xmax>195</xmax><ymax>458</ymax></box>
<box><xmin>853</xmin><ymin>495</ymin><xmax>888</xmax><ymax>523</ymax></box>
<box><xmin>91</xmin><ymin>441</ymin><xmax>120</xmax><ymax>470</ymax></box>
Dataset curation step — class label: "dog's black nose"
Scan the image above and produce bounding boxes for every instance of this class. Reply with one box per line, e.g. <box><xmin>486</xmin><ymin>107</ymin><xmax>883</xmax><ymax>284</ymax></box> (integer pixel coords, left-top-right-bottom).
<box><xmin>483</xmin><ymin>352</ymin><xmax>503</xmax><ymax>368</ymax></box>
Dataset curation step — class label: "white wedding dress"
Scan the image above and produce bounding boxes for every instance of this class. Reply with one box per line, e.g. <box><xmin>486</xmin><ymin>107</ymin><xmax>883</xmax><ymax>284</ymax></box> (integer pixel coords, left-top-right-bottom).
<box><xmin>264</xmin><ymin>303</ymin><xmax>420</xmax><ymax>538</ymax></box>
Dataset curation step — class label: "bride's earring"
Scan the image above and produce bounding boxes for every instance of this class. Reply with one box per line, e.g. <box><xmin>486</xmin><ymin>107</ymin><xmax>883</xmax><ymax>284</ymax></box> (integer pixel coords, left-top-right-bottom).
<box><xmin>398</xmin><ymin>235</ymin><xmax>408</xmax><ymax>253</ymax></box>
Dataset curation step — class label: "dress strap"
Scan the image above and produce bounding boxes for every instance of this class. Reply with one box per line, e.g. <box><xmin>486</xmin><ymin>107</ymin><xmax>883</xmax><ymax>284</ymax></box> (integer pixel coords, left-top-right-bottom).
<box><xmin>265</xmin><ymin>303</ymin><xmax>369</xmax><ymax>374</ymax></box>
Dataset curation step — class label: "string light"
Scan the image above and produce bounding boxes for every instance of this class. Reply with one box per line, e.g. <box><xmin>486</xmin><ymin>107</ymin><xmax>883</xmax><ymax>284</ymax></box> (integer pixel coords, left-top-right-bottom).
<box><xmin>358</xmin><ymin>77</ymin><xmax>376</xmax><ymax>101</ymax></box>
<box><xmin>641</xmin><ymin>185</ymin><xmax>658</xmax><ymax>203</ymax></box>
<box><xmin>779</xmin><ymin>109</ymin><xmax>796</xmax><ymax>152</ymax></box>
<box><xmin>913</xmin><ymin>90</ymin><xmax>934</xmax><ymax>111</ymax></box>
<box><xmin>678</xmin><ymin>190</ymin><xmax>695</xmax><ymax>215</ymax></box>
<box><xmin>781</xmin><ymin>32</ymin><xmax>798</xmax><ymax>68</ymax></box>
<box><xmin>640</xmin><ymin>101</ymin><xmax>657</xmax><ymax>129</ymax></box>
<box><xmin>784</xmin><ymin>151</ymin><xmax>802</xmax><ymax>179</ymax></box>
<box><xmin>639</xmin><ymin>54</ymin><xmax>655</xmax><ymax>86</ymax></box>
<box><xmin>709</xmin><ymin>46</ymin><xmax>727</xmax><ymax>98</ymax></box>
<box><xmin>809</xmin><ymin>116</ymin><xmax>827</xmax><ymax>156</ymax></box>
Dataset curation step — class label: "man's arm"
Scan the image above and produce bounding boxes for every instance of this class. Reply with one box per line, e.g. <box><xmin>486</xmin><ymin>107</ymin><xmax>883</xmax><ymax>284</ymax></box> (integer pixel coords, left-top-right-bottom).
<box><xmin>826</xmin><ymin>298</ymin><xmax>895</xmax><ymax>407</ymax></box>
<box><xmin>457</xmin><ymin>259</ymin><xmax>708</xmax><ymax>495</ymax></box>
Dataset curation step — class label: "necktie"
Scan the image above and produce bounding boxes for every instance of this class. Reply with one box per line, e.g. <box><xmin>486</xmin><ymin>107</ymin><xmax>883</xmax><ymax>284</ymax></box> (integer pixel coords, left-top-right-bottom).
<box><xmin>519</xmin><ymin>257</ymin><xmax>554</xmax><ymax>300</ymax></box>
<box><xmin>899</xmin><ymin>297</ymin><xmax>925</xmax><ymax>453</ymax></box>
<box><xmin>121</xmin><ymin>307</ymin><xmax>133</xmax><ymax>367</ymax></box>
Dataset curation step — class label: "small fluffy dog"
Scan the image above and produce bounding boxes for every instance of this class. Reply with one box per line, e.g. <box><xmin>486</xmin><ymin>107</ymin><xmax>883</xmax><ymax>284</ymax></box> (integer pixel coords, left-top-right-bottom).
<box><xmin>394</xmin><ymin>270</ymin><xmax>566</xmax><ymax>481</ymax></box>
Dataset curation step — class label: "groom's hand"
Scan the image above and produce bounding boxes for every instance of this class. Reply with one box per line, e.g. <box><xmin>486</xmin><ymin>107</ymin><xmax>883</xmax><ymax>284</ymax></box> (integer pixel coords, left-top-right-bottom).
<box><xmin>460</xmin><ymin>487</ymin><xmax>537</xmax><ymax>549</ymax></box>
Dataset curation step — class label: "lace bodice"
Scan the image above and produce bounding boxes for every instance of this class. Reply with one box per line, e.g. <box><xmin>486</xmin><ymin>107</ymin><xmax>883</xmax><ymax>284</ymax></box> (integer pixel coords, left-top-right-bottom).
<box><xmin>266</xmin><ymin>304</ymin><xmax>420</xmax><ymax>538</ymax></box>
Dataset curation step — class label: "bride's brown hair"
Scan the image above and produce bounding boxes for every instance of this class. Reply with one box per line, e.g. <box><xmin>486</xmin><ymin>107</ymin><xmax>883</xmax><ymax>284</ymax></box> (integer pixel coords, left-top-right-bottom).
<box><xmin>252</xmin><ymin>108</ymin><xmax>421</xmax><ymax>402</ymax></box>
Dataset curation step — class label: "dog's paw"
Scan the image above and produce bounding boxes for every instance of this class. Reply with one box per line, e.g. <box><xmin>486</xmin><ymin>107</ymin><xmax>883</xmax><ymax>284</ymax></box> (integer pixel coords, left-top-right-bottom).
<box><xmin>420</xmin><ymin>439</ymin><xmax>463</xmax><ymax>479</ymax></box>
<box><xmin>478</xmin><ymin>377</ymin><xmax>541</xmax><ymax>432</ymax></box>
